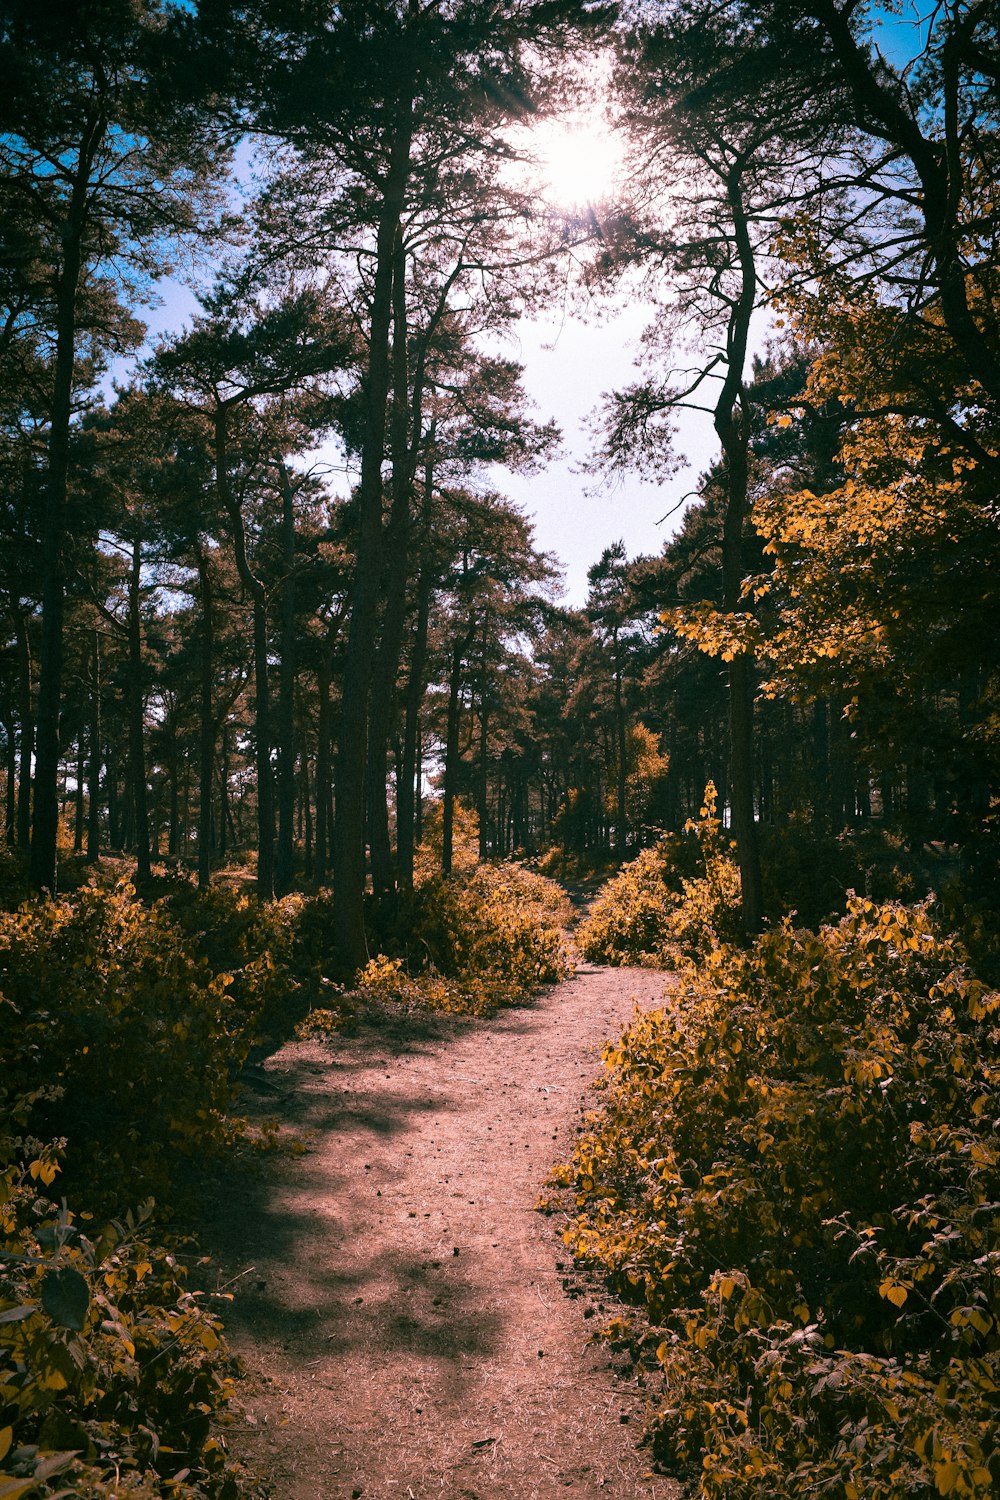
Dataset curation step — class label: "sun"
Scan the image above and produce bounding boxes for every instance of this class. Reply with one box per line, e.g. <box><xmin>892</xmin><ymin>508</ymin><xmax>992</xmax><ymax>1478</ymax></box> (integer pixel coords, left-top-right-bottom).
<box><xmin>523</xmin><ymin>112</ymin><xmax>626</xmax><ymax>212</ymax></box>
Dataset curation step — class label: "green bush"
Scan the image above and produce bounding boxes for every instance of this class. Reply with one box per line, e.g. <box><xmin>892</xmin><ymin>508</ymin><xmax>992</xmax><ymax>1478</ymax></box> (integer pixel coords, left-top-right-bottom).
<box><xmin>576</xmin><ymin>786</ymin><xmax>742</xmax><ymax>966</ymax></box>
<box><xmin>557</xmin><ymin>898</ymin><xmax>1000</xmax><ymax>1497</ymax></box>
<box><xmin>0</xmin><ymin>882</ymin><xmax>254</xmax><ymax>1209</ymax></box>
<box><xmin>0</xmin><ymin>1097</ymin><xmax>243</xmax><ymax>1500</ymax></box>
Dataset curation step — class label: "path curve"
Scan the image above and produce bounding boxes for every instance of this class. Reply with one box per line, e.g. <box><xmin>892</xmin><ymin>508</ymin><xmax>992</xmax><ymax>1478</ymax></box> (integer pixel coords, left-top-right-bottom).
<box><xmin>205</xmin><ymin>965</ymin><xmax>680</xmax><ymax>1500</ymax></box>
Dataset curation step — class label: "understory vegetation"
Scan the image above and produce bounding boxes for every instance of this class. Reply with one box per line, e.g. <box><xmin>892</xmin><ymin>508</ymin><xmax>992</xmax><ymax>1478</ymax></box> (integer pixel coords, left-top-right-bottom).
<box><xmin>0</xmin><ymin>835</ymin><xmax>569</xmax><ymax>1498</ymax></box>
<box><xmin>558</xmin><ymin>867</ymin><xmax>1000</xmax><ymax>1497</ymax></box>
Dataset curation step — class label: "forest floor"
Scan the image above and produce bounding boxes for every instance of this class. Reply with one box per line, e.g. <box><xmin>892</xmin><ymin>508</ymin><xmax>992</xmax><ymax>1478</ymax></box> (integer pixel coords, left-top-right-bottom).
<box><xmin>198</xmin><ymin>961</ymin><xmax>682</xmax><ymax>1500</ymax></box>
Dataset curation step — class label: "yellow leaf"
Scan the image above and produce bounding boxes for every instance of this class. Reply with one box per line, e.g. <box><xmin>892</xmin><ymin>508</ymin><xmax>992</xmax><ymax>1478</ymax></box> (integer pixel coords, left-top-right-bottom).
<box><xmin>0</xmin><ymin>1433</ymin><xmax>10</xmax><ymax>1464</ymax></box>
<box><xmin>0</xmin><ymin>1478</ymin><xmax>37</xmax><ymax>1500</ymax></box>
<box><xmin>935</xmin><ymin>1459</ymin><xmax>960</xmax><ymax>1495</ymax></box>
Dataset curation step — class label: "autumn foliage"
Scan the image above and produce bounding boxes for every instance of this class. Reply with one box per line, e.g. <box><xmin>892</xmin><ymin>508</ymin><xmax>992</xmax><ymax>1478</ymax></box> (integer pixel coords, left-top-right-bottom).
<box><xmin>557</xmin><ymin>900</ymin><xmax>1000</xmax><ymax>1496</ymax></box>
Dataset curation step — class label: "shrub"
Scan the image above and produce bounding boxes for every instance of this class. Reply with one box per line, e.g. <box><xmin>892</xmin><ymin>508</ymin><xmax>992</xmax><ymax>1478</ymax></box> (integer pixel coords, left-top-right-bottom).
<box><xmin>0</xmin><ymin>883</ymin><xmax>254</xmax><ymax>1209</ymax></box>
<box><xmin>576</xmin><ymin>786</ymin><xmax>742</xmax><ymax>966</ymax></box>
<box><xmin>402</xmin><ymin>862</ymin><xmax>572</xmax><ymax>1004</ymax></box>
<box><xmin>557</xmin><ymin>899</ymin><xmax>1000</xmax><ymax>1497</ymax></box>
<box><xmin>295</xmin><ymin>864</ymin><xmax>573</xmax><ymax>1027</ymax></box>
<box><xmin>0</xmin><ymin>1099</ymin><xmax>243</xmax><ymax>1500</ymax></box>
<box><xmin>160</xmin><ymin>880</ymin><xmax>321</xmax><ymax>1039</ymax></box>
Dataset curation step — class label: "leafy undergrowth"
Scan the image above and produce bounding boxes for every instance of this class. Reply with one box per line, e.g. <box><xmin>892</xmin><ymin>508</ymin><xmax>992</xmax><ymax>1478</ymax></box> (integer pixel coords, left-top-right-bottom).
<box><xmin>554</xmin><ymin>899</ymin><xmax>1000</xmax><ymax>1497</ymax></box>
<box><xmin>0</xmin><ymin>845</ymin><xmax>573</xmax><ymax>1495</ymax></box>
<box><xmin>576</xmin><ymin>790</ymin><xmax>941</xmax><ymax>971</ymax></box>
<box><xmin>0</xmin><ymin>1116</ymin><xmax>245</xmax><ymax>1500</ymax></box>
<box><xmin>576</xmin><ymin>785</ymin><xmax>743</xmax><ymax>968</ymax></box>
<box><xmin>0</xmin><ymin>883</ymin><xmax>270</xmax><ymax>1498</ymax></box>
<box><xmin>299</xmin><ymin>862</ymin><xmax>574</xmax><ymax>1032</ymax></box>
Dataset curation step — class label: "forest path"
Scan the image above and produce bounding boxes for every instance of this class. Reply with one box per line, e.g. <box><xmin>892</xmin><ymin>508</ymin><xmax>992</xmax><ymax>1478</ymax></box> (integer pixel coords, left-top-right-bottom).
<box><xmin>202</xmin><ymin>964</ymin><xmax>681</xmax><ymax>1500</ymax></box>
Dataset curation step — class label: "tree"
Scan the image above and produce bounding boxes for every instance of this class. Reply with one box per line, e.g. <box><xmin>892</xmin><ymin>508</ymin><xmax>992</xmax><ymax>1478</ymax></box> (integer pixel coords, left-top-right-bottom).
<box><xmin>593</xmin><ymin>4</ymin><xmax>836</xmax><ymax>929</ymax></box>
<box><xmin>153</xmin><ymin>284</ymin><xmax>353</xmax><ymax>895</ymax></box>
<box><xmin>0</xmin><ymin>0</ymin><xmax>228</xmax><ymax>890</ymax></box>
<box><xmin>217</xmin><ymin>0</ymin><xmax>601</xmax><ymax>968</ymax></box>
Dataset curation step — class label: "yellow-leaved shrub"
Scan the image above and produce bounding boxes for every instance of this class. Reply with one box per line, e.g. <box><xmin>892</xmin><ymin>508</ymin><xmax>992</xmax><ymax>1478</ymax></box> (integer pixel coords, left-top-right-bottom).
<box><xmin>576</xmin><ymin>785</ymin><xmax>743</xmax><ymax>966</ymax></box>
<box><xmin>0</xmin><ymin>1092</ymin><xmax>245</xmax><ymax>1499</ymax></box>
<box><xmin>558</xmin><ymin>898</ymin><xmax>1000</xmax><ymax>1497</ymax></box>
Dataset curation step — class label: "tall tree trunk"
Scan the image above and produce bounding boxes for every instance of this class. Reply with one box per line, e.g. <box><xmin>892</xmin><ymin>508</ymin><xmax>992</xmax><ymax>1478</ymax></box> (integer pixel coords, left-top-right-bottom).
<box><xmin>86</xmin><ymin>638</ymin><xmax>101</xmax><ymax>861</ymax></box>
<box><xmin>301</xmin><ymin>739</ymin><xmax>313</xmax><ymax>881</ymax></box>
<box><xmin>812</xmin><ymin>699</ymin><xmax>830</xmax><ymax>834</ymax></box>
<box><xmin>14</xmin><ymin>605</ymin><xmax>33</xmax><ymax>851</ymax></box>
<box><xmin>614</xmin><ymin>644</ymin><xmax>627</xmax><ymax>860</ymax></box>
<box><xmin>127</xmin><ymin>540</ymin><xmax>151</xmax><ymax>881</ymax></box>
<box><xmin>219</xmin><ymin>723</ymin><xmax>231</xmax><ymax>863</ymax></box>
<box><xmin>414</xmin><ymin>723</ymin><xmax>423</xmax><ymax>849</ymax></box>
<box><xmin>196</xmin><ymin>552</ymin><xmax>215</xmax><ymax>889</ymax></box>
<box><xmin>441</xmin><ymin>617</ymin><xmax>477</xmax><ymax>877</ymax></box>
<box><xmin>275</xmin><ymin>463</ymin><xmax>297</xmax><ymax>894</ymax></box>
<box><xmin>367</xmin><ymin>238</ymin><xmax>416</xmax><ymax>916</ymax></box>
<box><xmin>215</xmin><ymin>406</ymin><xmax>274</xmax><ymax>899</ymax></box>
<box><xmin>315</xmin><ymin>648</ymin><xmax>333</xmax><ymax>883</ymax></box>
<box><xmin>107</xmin><ymin>745</ymin><xmax>121</xmax><ymax>851</ymax></box>
<box><xmin>396</xmin><ymin>490</ymin><xmax>434</xmax><ymax>892</ymax></box>
<box><xmin>31</xmin><ymin>120</ymin><xmax>103</xmax><ymax>891</ymax></box>
<box><xmin>332</xmin><ymin>100</ymin><xmax>414</xmax><ymax>972</ymax></box>
<box><xmin>2</xmin><ymin>696</ymin><xmax>15</xmax><ymax>842</ymax></box>
<box><xmin>74</xmin><ymin>728</ymin><xmax>85</xmax><ymax>852</ymax></box>
<box><xmin>477</xmin><ymin>682</ymin><xmax>490</xmax><ymax>861</ymax></box>
<box><xmin>442</xmin><ymin>639</ymin><xmax>465</xmax><ymax>879</ymax></box>
<box><xmin>167</xmin><ymin>741</ymin><xmax>179</xmax><ymax>859</ymax></box>
<box><xmin>715</xmin><ymin>173</ymin><xmax>762</xmax><ymax>935</ymax></box>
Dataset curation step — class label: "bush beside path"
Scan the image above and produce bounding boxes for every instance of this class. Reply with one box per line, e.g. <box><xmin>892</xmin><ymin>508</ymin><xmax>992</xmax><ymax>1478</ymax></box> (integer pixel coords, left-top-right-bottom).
<box><xmin>201</xmin><ymin>965</ymin><xmax>680</xmax><ymax>1500</ymax></box>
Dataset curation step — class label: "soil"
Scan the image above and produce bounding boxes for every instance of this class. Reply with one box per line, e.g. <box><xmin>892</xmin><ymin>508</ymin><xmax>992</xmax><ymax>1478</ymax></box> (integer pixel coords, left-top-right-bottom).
<box><xmin>201</xmin><ymin>963</ymin><xmax>681</xmax><ymax>1500</ymax></box>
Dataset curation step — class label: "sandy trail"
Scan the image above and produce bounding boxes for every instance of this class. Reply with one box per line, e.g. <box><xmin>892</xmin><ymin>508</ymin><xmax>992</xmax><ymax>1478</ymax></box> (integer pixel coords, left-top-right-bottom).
<box><xmin>203</xmin><ymin>964</ymin><xmax>680</xmax><ymax>1500</ymax></box>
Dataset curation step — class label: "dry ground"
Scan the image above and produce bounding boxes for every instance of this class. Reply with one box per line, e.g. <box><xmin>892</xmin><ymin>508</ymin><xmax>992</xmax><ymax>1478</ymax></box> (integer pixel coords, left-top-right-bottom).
<box><xmin>201</xmin><ymin>964</ymin><xmax>681</xmax><ymax>1500</ymax></box>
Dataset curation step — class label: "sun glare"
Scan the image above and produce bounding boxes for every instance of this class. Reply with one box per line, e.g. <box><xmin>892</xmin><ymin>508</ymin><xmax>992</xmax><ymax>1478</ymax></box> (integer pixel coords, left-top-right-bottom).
<box><xmin>526</xmin><ymin>113</ymin><xmax>625</xmax><ymax>212</ymax></box>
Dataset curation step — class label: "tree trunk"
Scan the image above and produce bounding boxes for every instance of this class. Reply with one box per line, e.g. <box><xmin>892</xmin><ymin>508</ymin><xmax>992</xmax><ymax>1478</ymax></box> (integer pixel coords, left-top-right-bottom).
<box><xmin>614</xmin><ymin>646</ymin><xmax>627</xmax><ymax>859</ymax></box>
<box><xmin>715</xmin><ymin>173</ymin><xmax>762</xmax><ymax>935</ymax></box>
<box><xmin>12</xmin><ymin>606</ymin><xmax>33</xmax><ymax>851</ymax></box>
<box><xmin>215</xmin><ymin>406</ymin><xmax>274</xmax><ymax>899</ymax></box>
<box><xmin>197</xmin><ymin>552</ymin><xmax>215</xmax><ymax>889</ymax></box>
<box><xmin>30</xmin><ymin>121</ymin><xmax>103</xmax><ymax>891</ymax></box>
<box><xmin>367</xmin><ymin>241</ymin><xmax>418</xmax><ymax>916</ymax></box>
<box><xmin>315</xmin><ymin>648</ymin><xmax>333</xmax><ymax>883</ymax></box>
<box><xmin>441</xmin><ymin>617</ymin><xmax>477</xmax><ymax>877</ymax></box>
<box><xmin>219</xmin><ymin>722</ymin><xmax>231</xmax><ymax>863</ymax></box>
<box><xmin>2</xmin><ymin>696</ymin><xmax>15</xmax><ymax>842</ymax></box>
<box><xmin>74</xmin><ymin>728</ymin><xmax>85</xmax><ymax>852</ymax></box>
<box><xmin>396</xmin><ymin>496</ymin><xmax>434</xmax><ymax>891</ymax></box>
<box><xmin>127</xmin><ymin>540</ymin><xmax>151</xmax><ymax>882</ymax></box>
<box><xmin>332</xmin><ymin>100</ymin><xmax>414</xmax><ymax>972</ymax></box>
<box><xmin>477</xmin><ymin>684</ymin><xmax>490</xmax><ymax>861</ymax></box>
<box><xmin>275</xmin><ymin>463</ymin><xmax>298</xmax><ymax>894</ymax></box>
<box><xmin>301</xmin><ymin>739</ymin><xmax>313</xmax><ymax>880</ymax></box>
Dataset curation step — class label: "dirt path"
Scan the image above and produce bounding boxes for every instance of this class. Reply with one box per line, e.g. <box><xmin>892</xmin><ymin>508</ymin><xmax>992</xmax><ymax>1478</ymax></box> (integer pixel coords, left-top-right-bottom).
<box><xmin>204</xmin><ymin>964</ymin><xmax>680</xmax><ymax>1500</ymax></box>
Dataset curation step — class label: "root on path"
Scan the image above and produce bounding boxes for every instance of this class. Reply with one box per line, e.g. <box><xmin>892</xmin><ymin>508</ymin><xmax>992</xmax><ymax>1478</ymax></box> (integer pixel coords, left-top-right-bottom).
<box><xmin>202</xmin><ymin>964</ymin><xmax>680</xmax><ymax>1500</ymax></box>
